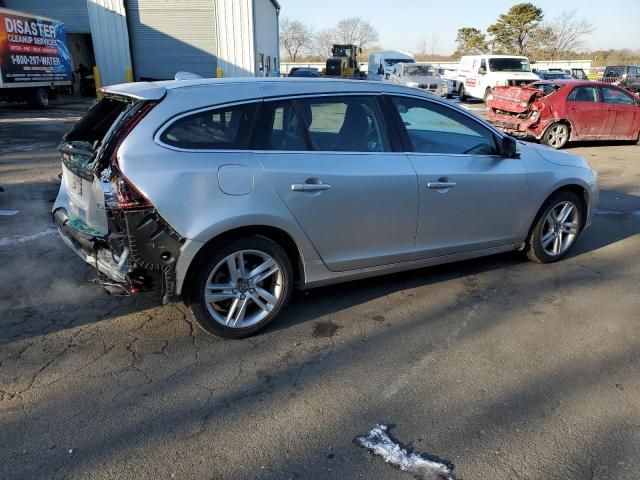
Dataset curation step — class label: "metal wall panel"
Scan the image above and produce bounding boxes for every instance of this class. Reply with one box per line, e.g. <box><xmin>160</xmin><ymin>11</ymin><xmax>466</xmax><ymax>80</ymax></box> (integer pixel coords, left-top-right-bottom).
<box><xmin>214</xmin><ymin>0</ymin><xmax>254</xmax><ymax>77</ymax></box>
<box><xmin>253</xmin><ymin>0</ymin><xmax>279</xmax><ymax>76</ymax></box>
<box><xmin>3</xmin><ymin>0</ymin><xmax>91</xmax><ymax>33</ymax></box>
<box><xmin>127</xmin><ymin>0</ymin><xmax>218</xmax><ymax>80</ymax></box>
<box><xmin>87</xmin><ymin>0</ymin><xmax>133</xmax><ymax>86</ymax></box>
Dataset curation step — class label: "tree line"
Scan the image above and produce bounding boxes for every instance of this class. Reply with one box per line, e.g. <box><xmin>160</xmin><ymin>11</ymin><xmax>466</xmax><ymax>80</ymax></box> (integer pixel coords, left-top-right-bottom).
<box><xmin>281</xmin><ymin>3</ymin><xmax>639</xmax><ymax>65</ymax></box>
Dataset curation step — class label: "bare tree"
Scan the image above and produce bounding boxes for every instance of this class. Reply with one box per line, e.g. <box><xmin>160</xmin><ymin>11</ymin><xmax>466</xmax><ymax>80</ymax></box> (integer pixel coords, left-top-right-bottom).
<box><xmin>335</xmin><ymin>17</ymin><xmax>379</xmax><ymax>50</ymax></box>
<box><xmin>314</xmin><ymin>29</ymin><xmax>337</xmax><ymax>59</ymax></box>
<box><xmin>280</xmin><ymin>18</ymin><xmax>314</xmax><ymax>62</ymax></box>
<box><xmin>416</xmin><ymin>38</ymin><xmax>428</xmax><ymax>59</ymax></box>
<box><xmin>533</xmin><ymin>10</ymin><xmax>595</xmax><ymax>60</ymax></box>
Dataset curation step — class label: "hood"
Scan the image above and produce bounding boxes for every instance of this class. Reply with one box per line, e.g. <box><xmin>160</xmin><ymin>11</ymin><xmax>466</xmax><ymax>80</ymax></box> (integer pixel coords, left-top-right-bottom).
<box><xmin>489</xmin><ymin>71</ymin><xmax>540</xmax><ymax>80</ymax></box>
<box><xmin>519</xmin><ymin>140</ymin><xmax>592</xmax><ymax>169</ymax></box>
<box><xmin>488</xmin><ymin>86</ymin><xmax>543</xmax><ymax>113</ymax></box>
<box><xmin>404</xmin><ymin>75</ymin><xmax>443</xmax><ymax>84</ymax></box>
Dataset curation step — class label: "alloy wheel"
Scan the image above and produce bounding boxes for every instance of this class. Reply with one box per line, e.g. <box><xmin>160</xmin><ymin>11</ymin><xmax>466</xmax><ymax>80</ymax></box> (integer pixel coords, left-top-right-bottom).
<box><xmin>546</xmin><ymin>124</ymin><xmax>568</xmax><ymax>148</ymax></box>
<box><xmin>204</xmin><ymin>249</ymin><xmax>283</xmax><ymax>329</ymax></box>
<box><xmin>540</xmin><ymin>201</ymin><xmax>580</xmax><ymax>257</ymax></box>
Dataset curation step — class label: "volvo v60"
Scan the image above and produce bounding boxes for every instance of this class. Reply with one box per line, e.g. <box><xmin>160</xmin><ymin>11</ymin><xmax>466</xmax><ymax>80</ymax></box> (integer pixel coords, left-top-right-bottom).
<box><xmin>53</xmin><ymin>78</ymin><xmax>598</xmax><ymax>338</ymax></box>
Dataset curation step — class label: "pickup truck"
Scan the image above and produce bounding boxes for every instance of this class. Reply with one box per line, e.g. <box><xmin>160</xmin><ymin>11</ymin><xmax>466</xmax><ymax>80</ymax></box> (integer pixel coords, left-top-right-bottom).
<box><xmin>0</xmin><ymin>7</ymin><xmax>73</xmax><ymax>108</ymax></box>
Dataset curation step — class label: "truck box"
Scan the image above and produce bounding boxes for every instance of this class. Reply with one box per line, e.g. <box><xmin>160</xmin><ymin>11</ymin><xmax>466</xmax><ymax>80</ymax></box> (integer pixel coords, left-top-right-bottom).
<box><xmin>0</xmin><ymin>7</ymin><xmax>73</xmax><ymax>106</ymax></box>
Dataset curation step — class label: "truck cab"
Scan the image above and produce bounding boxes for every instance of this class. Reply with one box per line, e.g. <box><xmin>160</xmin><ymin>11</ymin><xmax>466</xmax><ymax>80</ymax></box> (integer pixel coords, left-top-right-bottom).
<box><xmin>368</xmin><ymin>50</ymin><xmax>415</xmax><ymax>82</ymax></box>
<box><xmin>456</xmin><ymin>55</ymin><xmax>539</xmax><ymax>102</ymax></box>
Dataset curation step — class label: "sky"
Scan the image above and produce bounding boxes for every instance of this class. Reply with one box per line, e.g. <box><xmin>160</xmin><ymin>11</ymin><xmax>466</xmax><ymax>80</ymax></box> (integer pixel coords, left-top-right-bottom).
<box><xmin>278</xmin><ymin>0</ymin><xmax>640</xmax><ymax>55</ymax></box>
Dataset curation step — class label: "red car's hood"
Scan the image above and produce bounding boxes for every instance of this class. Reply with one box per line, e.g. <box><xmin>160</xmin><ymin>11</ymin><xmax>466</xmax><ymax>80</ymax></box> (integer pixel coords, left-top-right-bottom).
<box><xmin>488</xmin><ymin>86</ymin><xmax>544</xmax><ymax>113</ymax></box>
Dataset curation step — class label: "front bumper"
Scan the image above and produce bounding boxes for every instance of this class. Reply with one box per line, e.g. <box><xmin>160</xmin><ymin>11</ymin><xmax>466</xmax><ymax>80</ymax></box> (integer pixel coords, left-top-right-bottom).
<box><xmin>488</xmin><ymin>111</ymin><xmax>551</xmax><ymax>139</ymax></box>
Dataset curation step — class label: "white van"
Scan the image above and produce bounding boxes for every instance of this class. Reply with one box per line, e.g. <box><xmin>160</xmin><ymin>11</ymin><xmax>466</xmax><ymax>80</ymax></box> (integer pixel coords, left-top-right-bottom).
<box><xmin>456</xmin><ymin>55</ymin><xmax>539</xmax><ymax>102</ymax></box>
<box><xmin>368</xmin><ymin>51</ymin><xmax>415</xmax><ymax>81</ymax></box>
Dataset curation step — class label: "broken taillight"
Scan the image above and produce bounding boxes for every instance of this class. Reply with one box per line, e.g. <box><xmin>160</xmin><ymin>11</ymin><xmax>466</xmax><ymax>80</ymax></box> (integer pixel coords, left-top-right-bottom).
<box><xmin>102</xmin><ymin>101</ymin><xmax>157</xmax><ymax>211</ymax></box>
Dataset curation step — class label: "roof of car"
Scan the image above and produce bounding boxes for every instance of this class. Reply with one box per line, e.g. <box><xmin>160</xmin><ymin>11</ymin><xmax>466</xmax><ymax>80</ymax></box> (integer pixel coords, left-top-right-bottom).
<box><xmin>103</xmin><ymin>77</ymin><xmax>442</xmax><ymax>101</ymax></box>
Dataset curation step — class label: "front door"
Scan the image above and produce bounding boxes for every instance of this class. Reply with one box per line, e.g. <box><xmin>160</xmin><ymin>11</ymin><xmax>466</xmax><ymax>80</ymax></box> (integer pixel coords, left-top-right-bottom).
<box><xmin>387</xmin><ymin>95</ymin><xmax>527</xmax><ymax>259</ymax></box>
<box><xmin>600</xmin><ymin>85</ymin><xmax>639</xmax><ymax>139</ymax></box>
<box><xmin>254</xmin><ymin>95</ymin><xmax>418</xmax><ymax>272</ymax></box>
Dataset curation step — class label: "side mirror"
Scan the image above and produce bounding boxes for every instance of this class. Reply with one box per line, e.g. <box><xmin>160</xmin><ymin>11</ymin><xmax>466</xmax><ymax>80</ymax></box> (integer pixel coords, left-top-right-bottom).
<box><xmin>478</xmin><ymin>67</ymin><xmax>487</xmax><ymax>75</ymax></box>
<box><xmin>378</xmin><ymin>65</ymin><xmax>384</xmax><ymax>75</ymax></box>
<box><xmin>499</xmin><ymin>135</ymin><xmax>518</xmax><ymax>157</ymax></box>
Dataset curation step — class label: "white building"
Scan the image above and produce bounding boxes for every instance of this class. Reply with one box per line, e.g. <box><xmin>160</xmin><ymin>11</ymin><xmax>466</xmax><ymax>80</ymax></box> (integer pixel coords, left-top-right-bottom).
<box><xmin>2</xmin><ymin>0</ymin><xmax>280</xmax><ymax>86</ymax></box>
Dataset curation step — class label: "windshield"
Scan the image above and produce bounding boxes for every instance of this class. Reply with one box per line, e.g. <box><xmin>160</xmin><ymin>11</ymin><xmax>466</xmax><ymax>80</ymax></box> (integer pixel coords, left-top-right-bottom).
<box><xmin>540</xmin><ymin>72</ymin><xmax>572</xmax><ymax>79</ymax></box>
<box><xmin>404</xmin><ymin>65</ymin><xmax>434</xmax><ymax>77</ymax></box>
<box><xmin>531</xmin><ymin>82</ymin><xmax>564</xmax><ymax>96</ymax></box>
<box><xmin>489</xmin><ymin>58</ymin><xmax>531</xmax><ymax>72</ymax></box>
<box><xmin>385</xmin><ymin>58</ymin><xmax>413</xmax><ymax>67</ymax></box>
<box><xmin>605</xmin><ymin>66</ymin><xmax>625</xmax><ymax>77</ymax></box>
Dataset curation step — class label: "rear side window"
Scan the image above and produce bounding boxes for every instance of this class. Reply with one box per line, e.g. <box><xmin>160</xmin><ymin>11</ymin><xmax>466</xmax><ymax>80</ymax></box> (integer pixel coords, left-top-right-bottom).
<box><xmin>567</xmin><ymin>86</ymin><xmax>597</xmax><ymax>102</ymax></box>
<box><xmin>253</xmin><ymin>100</ymin><xmax>307</xmax><ymax>151</ymax></box>
<box><xmin>294</xmin><ymin>96</ymin><xmax>391</xmax><ymax>152</ymax></box>
<box><xmin>160</xmin><ymin>103</ymin><xmax>257</xmax><ymax>149</ymax></box>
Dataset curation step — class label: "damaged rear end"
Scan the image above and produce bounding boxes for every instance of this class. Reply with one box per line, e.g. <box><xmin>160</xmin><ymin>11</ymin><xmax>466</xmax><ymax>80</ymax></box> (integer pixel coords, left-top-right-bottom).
<box><xmin>53</xmin><ymin>84</ymin><xmax>183</xmax><ymax>302</ymax></box>
<box><xmin>487</xmin><ymin>84</ymin><xmax>556</xmax><ymax>139</ymax></box>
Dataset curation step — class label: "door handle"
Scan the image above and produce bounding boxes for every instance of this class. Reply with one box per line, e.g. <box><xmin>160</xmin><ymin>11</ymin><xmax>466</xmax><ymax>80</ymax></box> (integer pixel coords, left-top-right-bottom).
<box><xmin>427</xmin><ymin>181</ymin><xmax>457</xmax><ymax>189</ymax></box>
<box><xmin>291</xmin><ymin>183</ymin><xmax>331</xmax><ymax>192</ymax></box>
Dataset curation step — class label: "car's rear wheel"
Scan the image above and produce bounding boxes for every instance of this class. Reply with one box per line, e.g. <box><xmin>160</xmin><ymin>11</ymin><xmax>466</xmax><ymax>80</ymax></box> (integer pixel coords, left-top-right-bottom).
<box><xmin>187</xmin><ymin>236</ymin><xmax>293</xmax><ymax>338</ymax></box>
<box><xmin>526</xmin><ymin>191</ymin><xmax>584</xmax><ymax>263</ymax></box>
<box><xmin>459</xmin><ymin>84</ymin><xmax>467</xmax><ymax>102</ymax></box>
<box><xmin>483</xmin><ymin>87</ymin><xmax>492</xmax><ymax>103</ymax></box>
<box><xmin>542</xmin><ymin>122</ymin><xmax>569</xmax><ymax>149</ymax></box>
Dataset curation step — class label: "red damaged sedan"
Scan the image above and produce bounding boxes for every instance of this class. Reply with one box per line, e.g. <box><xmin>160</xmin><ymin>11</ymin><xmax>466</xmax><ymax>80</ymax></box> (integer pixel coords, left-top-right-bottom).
<box><xmin>487</xmin><ymin>80</ymin><xmax>640</xmax><ymax>148</ymax></box>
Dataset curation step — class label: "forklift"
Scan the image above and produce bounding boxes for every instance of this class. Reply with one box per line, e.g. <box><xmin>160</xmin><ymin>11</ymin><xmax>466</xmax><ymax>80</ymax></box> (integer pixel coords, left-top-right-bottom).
<box><xmin>323</xmin><ymin>44</ymin><xmax>362</xmax><ymax>79</ymax></box>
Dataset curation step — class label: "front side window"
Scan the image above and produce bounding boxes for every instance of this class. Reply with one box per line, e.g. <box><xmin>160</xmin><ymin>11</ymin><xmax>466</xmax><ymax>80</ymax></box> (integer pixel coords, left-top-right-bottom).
<box><xmin>253</xmin><ymin>100</ymin><xmax>307</xmax><ymax>151</ymax></box>
<box><xmin>160</xmin><ymin>103</ymin><xmax>257</xmax><ymax>149</ymax></box>
<box><xmin>294</xmin><ymin>96</ymin><xmax>391</xmax><ymax>152</ymax></box>
<box><xmin>567</xmin><ymin>86</ymin><xmax>598</xmax><ymax>103</ymax></box>
<box><xmin>390</xmin><ymin>96</ymin><xmax>497</xmax><ymax>155</ymax></box>
<box><xmin>601</xmin><ymin>86</ymin><xmax>635</xmax><ymax>105</ymax></box>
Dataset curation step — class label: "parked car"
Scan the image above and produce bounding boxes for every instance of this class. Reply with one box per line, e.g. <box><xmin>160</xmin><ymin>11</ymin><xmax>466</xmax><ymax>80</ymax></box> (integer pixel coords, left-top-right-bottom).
<box><xmin>54</xmin><ymin>78</ymin><xmax>598</xmax><ymax>338</ymax></box>
<box><xmin>289</xmin><ymin>67</ymin><xmax>320</xmax><ymax>78</ymax></box>
<box><xmin>434</xmin><ymin>67</ymin><xmax>460</xmax><ymax>97</ymax></box>
<box><xmin>367</xmin><ymin>50</ymin><xmax>415</xmax><ymax>81</ymax></box>
<box><xmin>602</xmin><ymin>65</ymin><xmax>640</xmax><ymax>92</ymax></box>
<box><xmin>456</xmin><ymin>55</ymin><xmax>539</xmax><ymax>102</ymax></box>
<box><xmin>535</xmin><ymin>71</ymin><xmax>574</xmax><ymax>80</ymax></box>
<box><xmin>487</xmin><ymin>80</ymin><xmax>640</xmax><ymax>148</ymax></box>
<box><xmin>388</xmin><ymin>62</ymin><xmax>448</xmax><ymax>97</ymax></box>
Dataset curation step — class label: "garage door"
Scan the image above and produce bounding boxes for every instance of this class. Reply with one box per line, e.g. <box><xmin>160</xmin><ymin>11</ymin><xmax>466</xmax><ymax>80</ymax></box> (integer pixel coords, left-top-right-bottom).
<box><xmin>127</xmin><ymin>0</ymin><xmax>218</xmax><ymax>80</ymax></box>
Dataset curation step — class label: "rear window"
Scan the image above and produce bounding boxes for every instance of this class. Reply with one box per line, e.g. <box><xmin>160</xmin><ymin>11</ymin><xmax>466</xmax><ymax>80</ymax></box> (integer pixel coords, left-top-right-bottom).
<box><xmin>160</xmin><ymin>103</ymin><xmax>257</xmax><ymax>150</ymax></box>
<box><xmin>604</xmin><ymin>67</ymin><xmax>625</xmax><ymax>77</ymax></box>
<box><xmin>65</xmin><ymin>97</ymin><xmax>132</xmax><ymax>147</ymax></box>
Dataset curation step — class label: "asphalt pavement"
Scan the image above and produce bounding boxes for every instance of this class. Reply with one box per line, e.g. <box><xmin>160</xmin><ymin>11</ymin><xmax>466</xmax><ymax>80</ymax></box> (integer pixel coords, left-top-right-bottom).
<box><xmin>0</xmin><ymin>97</ymin><xmax>639</xmax><ymax>480</ymax></box>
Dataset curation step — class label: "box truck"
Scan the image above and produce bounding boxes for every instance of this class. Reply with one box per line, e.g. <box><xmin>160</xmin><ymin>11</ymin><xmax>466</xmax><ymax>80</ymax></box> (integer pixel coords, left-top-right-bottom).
<box><xmin>0</xmin><ymin>7</ymin><xmax>73</xmax><ymax>108</ymax></box>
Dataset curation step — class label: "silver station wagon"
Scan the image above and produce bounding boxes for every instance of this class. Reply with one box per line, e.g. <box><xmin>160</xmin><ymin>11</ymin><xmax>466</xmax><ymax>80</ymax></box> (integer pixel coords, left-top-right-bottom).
<box><xmin>54</xmin><ymin>78</ymin><xmax>598</xmax><ymax>338</ymax></box>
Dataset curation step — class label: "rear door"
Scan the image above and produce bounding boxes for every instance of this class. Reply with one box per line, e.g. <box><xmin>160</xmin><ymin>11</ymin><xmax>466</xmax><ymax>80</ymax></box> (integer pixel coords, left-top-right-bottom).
<box><xmin>600</xmin><ymin>85</ymin><xmax>639</xmax><ymax>139</ymax></box>
<box><xmin>254</xmin><ymin>95</ymin><xmax>418</xmax><ymax>272</ymax></box>
<box><xmin>566</xmin><ymin>85</ymin><xmax>611</xmax><ymax>139</ymax></box>
<box><xmin>55</xmin><ymin>97</ymin><xmax>135</xmax><ymax>235</ymax></box>
<box><xmin>387</xmin><ymin>95</ymin><xmax>527</xmax><ymax>258</ymax></box>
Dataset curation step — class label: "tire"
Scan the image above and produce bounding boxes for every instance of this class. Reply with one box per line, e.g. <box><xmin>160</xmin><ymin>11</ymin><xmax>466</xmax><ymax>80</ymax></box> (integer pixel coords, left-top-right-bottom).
<box><xmin>526</xmin><ymin>191</ymin><xmax>585</xmax><ymax>263</ymax></box>
<box><xmin>483</xmin><ymin>87</ymin><xmax>492</xmax><ymax>103</ymax></box>
<box><xmin>542</xmin><ymin>122</ymin><xmax>569</xmax><ymax>149</ymax></box>
<box><xmin>29</xmin><ymin>87</ymin><xmax>49</xmax><ymax>108</ymax></box>
<box><xmin>187</xmin><ymin>235</ymin><xmax>293</xmax><ymax>339</ymax></box>
<box><xmin>459</xmin><ymin>84</ymin><xmax>467</xmax><ymax>102</ymax></box>
<box><xmin>636</xmin><ymin>131</ymin><xmax>640</xmax><ymax>145</ymax></box>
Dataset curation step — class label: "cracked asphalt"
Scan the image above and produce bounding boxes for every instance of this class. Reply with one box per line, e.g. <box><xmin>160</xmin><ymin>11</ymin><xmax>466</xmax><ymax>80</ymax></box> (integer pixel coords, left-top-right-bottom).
<box><xmin>1</xmin><ymin>98</ymin><xmax>639</xmax><ymax>480</ymax></box>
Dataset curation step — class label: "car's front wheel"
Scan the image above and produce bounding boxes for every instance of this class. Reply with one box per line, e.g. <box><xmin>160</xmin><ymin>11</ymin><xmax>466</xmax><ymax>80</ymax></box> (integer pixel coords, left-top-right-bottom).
<box><xmin>526</xmin><ymin>191</ymin><xmax>584</xmax><ymax>263</ymax></box>
<box><xmin>188</xmin><ymin>236</ymin><xmax>293</xmax><ymax>338</ymax></box>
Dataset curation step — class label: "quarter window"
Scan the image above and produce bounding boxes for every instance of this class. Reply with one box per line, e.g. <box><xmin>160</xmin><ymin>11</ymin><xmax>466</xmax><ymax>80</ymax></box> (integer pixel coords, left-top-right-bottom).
<box><xmin>253</xmin><ymin>100</ymin><xmax>307</xmax><ymax>151</ymax></box>
<box><xmin>567</xmin><ymin>86</ymin><xmax>597</xmax><ymax>102</ymax></box>
<box><xmin>294</xmin><ymin>96</ymin><xmax>391</xmax><ymax>152</ymax></box>
<box><xmin>390</xmin><ymin>96</ymin><xmax>497</xmax><ymax>155</ymax></box>
<box><xmin>160</xmin><ymin>103</ymin><xmax>257</xmax><ymax>149</ymax></box>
